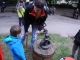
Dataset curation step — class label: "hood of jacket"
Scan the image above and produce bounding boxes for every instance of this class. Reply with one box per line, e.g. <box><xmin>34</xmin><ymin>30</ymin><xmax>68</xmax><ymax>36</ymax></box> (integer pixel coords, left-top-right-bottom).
<box><xmin>3</xmin><ymin>35</ymin><xmax>20</xmax><ymax>46</ymax></box>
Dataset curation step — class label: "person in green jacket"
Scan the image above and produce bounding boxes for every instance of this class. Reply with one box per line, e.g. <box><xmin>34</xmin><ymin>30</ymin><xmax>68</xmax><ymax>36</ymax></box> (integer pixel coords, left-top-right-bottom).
<box><xmin>17</xmin><ymin>2</ymin><xmax>25</xmax><ymax>26</ymax></box>
<box><xmin>17</xmin><ymin>2</ymin><xmax>25</xmax><ymax>43</ymax></box>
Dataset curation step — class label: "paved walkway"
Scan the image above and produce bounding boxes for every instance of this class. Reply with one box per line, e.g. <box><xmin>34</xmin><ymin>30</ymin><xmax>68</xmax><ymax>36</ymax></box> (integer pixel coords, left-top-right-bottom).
<box><xmin>0</xmin><ymin>12</ymin><xmax>80</xmax><ymax>37</ymax></box>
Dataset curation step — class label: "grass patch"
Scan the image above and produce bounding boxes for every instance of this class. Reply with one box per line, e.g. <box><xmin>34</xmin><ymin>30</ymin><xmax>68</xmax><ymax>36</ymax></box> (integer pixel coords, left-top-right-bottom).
<box><xmin>0</xmin><ymin>34</ymin><xmax>73</xmax><ymax>60</ymax></box>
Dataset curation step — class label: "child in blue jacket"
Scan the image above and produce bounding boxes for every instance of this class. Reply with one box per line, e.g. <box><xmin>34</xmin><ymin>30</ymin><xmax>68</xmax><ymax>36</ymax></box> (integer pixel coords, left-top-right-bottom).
<box><xmin>3</xmin><ymin>25</ymin><xmax>27</xmax><ymax>60</ymax></box>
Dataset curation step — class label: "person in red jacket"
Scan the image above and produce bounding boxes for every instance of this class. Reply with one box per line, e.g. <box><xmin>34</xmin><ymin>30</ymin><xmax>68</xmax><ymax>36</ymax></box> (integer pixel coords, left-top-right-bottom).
<box><xmin>24</xmin><ymin>0</ymin><xmax>48</xmax><ymax>49</ymax></box>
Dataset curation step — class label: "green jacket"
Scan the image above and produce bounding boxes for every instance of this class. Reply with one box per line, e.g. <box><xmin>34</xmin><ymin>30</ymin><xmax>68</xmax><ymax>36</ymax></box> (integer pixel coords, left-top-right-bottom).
<box><xmin>17</xmin><ymin>8</ymin><xmax>25</xmax><ymax>18</ymax></box>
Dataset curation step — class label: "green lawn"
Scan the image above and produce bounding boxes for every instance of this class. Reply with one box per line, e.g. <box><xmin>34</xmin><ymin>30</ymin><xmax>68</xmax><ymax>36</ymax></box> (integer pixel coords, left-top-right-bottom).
<box><xmin>0</xmin><ymin>34</ymin><xmax>73</xmax><ymax>60</ymax></box>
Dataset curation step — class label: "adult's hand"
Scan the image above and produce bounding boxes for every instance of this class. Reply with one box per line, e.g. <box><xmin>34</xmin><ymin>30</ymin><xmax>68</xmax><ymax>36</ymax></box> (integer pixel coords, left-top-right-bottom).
<box><xmin>36</xmin><ymin>30</ymin><xmax>40</xmax><ymax>35</ymax></box>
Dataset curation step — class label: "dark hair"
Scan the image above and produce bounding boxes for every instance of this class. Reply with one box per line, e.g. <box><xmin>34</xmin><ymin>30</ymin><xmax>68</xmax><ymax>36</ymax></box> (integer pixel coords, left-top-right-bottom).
<box><xmin>10</xmin><ymin>25</ymin><xmax>21</xmax><ymax>36</ymax></box>
<box><xmin>20</xmin><ymin>1</ymin><xmax>23</xmax><ymax>3</ymax></box>
<box><xmin>34</xmin><ymin>0</ymin><xmax>45</xmax><ymax>9</ymax></box>
<box><xmin>20</xmin><ymin>0</ymin><xmax>24</xmax><ymax>3</ymax></box>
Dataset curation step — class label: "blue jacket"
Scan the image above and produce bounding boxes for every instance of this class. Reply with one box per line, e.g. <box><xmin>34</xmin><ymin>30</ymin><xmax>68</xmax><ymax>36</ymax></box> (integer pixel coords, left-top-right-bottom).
<box><xmin>3</xmin><ymin>35</ymin><xmax>26</xmax><ymax>60</ymax></box>
<box><xmin>1</xmin><ymin>2</ymin><xmax>6</xmax><ymax>8</ymax></box>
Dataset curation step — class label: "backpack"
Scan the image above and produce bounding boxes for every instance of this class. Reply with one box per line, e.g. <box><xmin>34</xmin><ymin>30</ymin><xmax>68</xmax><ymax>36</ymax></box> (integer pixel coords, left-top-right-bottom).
<box><xmin>74</xmin><ymin>30</ymin><xmax>80</xmax><ymax>46</ymax></box>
